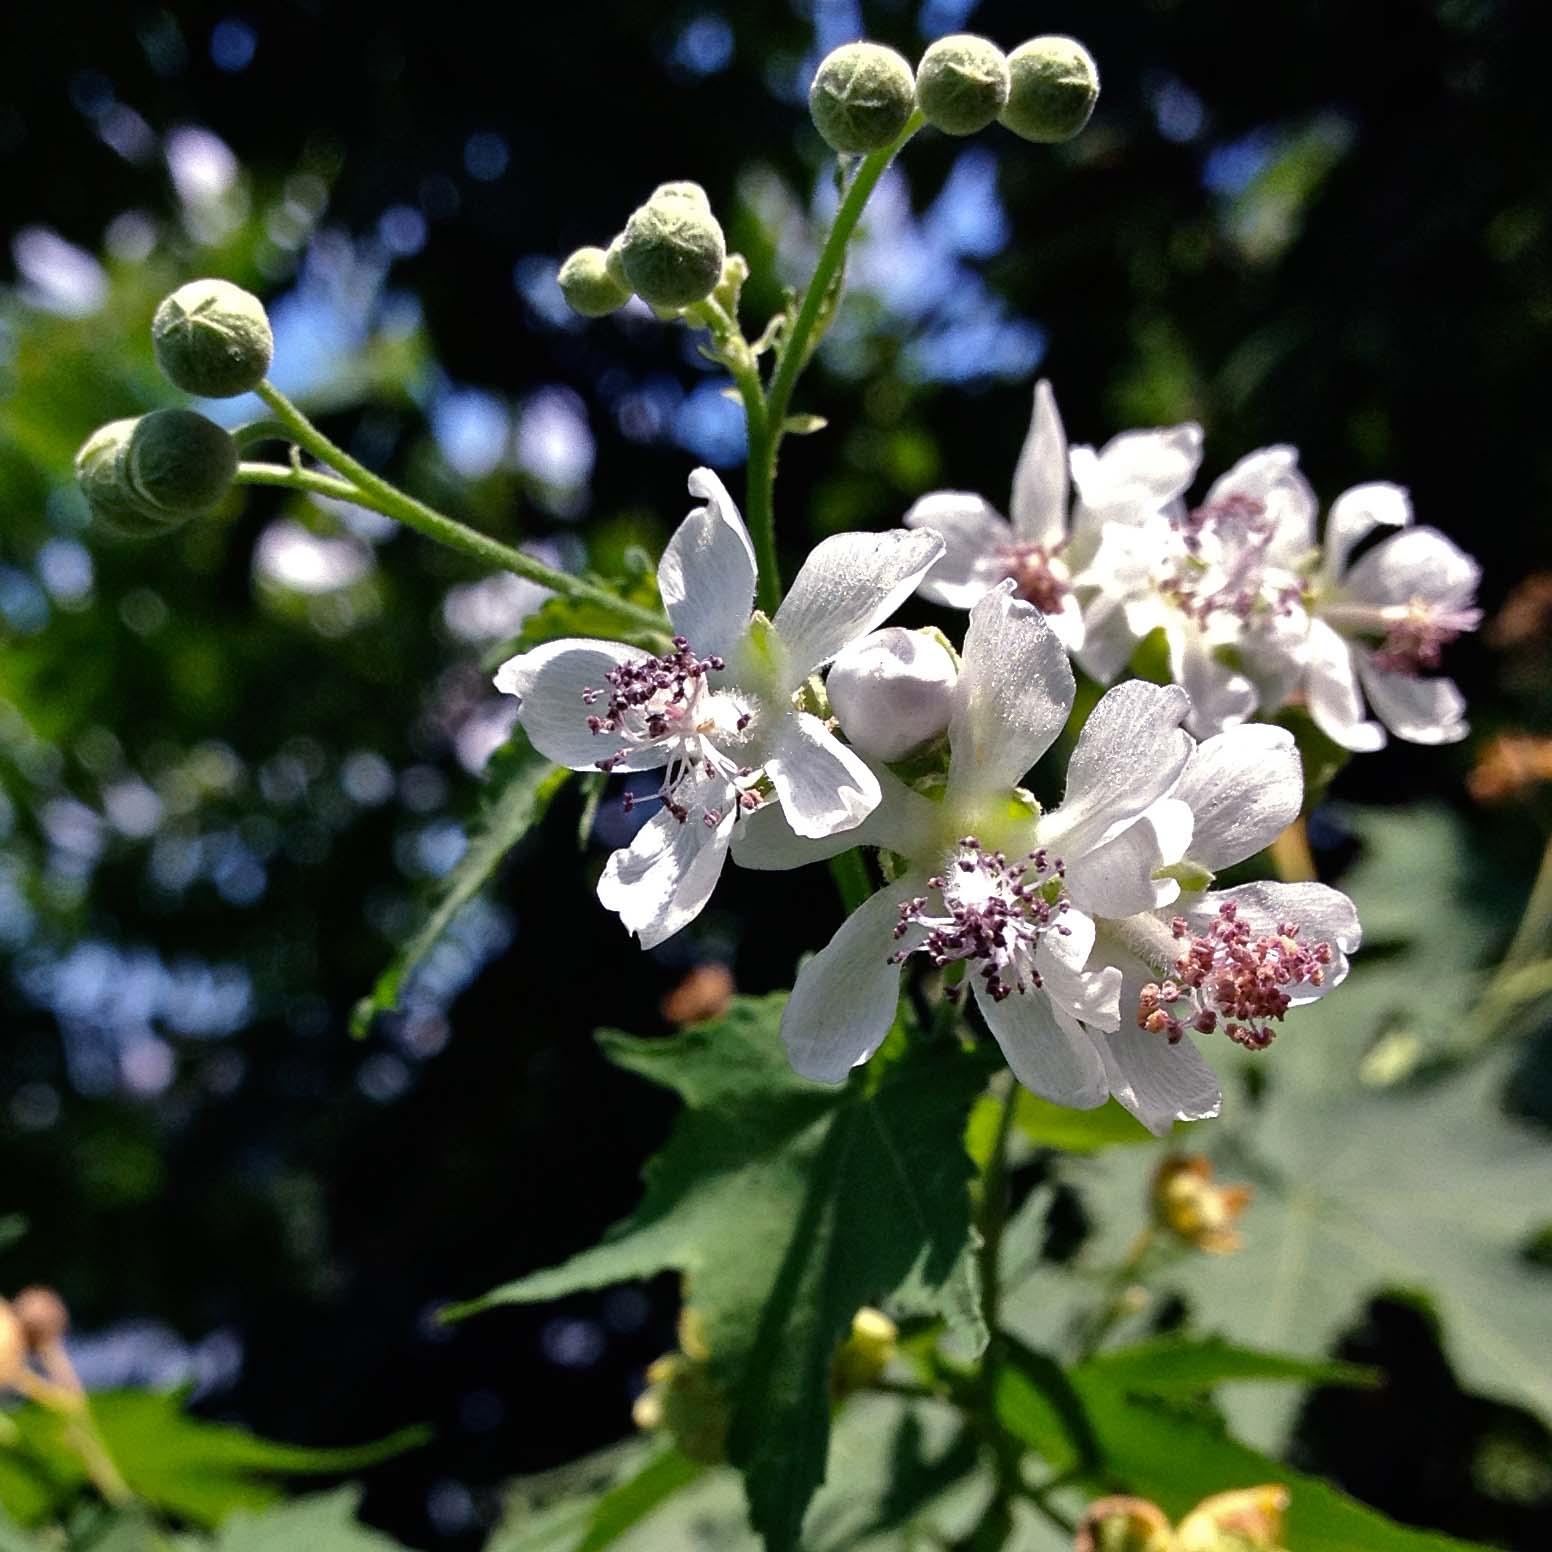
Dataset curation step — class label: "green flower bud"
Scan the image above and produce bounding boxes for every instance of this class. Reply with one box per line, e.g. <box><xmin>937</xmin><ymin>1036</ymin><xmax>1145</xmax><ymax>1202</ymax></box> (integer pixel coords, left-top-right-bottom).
<box><xmin>76</xmin><ymin>420</ymin><xmax>165</xmax><ymax>537</ymax></box>
<box><xmin>152</xmin><ymin>278</ymin><xmax>274</xmax><ymax>397</ymax></box>
<box><xmin>604</xmin><ymin>234</ymin><xmax>631</xmax><ymax>292</ymax></box>
<box><xmin>915</xmin><ymin>34</ymin><xmax>1010</xmax><ymax>136</ymax></box>
<box><xmin>809</xmin><ymin>41</ymin><xmax>916</xmax><ymax>154</ymax></box>
<box><xmin>1000</xmin><ymin>36</ymin><xmax>1100</xmax><ymax>144</ymax></box>
<box><xmin>124</xmin><ymin>408</ymin><xmax>237</xmax><ymax>517</ymax></box>
<box><xmin>650</xmin><ymin>180</ymin><xmax>711</xmax><ymax>210</ymax></box>
<box><xmin>557</xmin><ymin>246</ymin><xmax>631</xmax><ymax>318</ymax></box>
<box><xmin>618</xmin><ymin>191</ymin><xmax>727</xmax><ymax>310</ymax></box>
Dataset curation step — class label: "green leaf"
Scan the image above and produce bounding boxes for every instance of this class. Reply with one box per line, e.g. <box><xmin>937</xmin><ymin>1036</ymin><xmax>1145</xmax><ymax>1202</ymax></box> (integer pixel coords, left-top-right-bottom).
<box><xmin>352</xmin><ymin>730</ymin><xmax>569</xmax><ymax>1035</ymax></box>
<box><xmin>575</xmin><ymin>1449</ymin><xmax>705</xmax><ymax>1552</ymax></box>
<box><xmin>451</xmin><ymin>995</ymin><xmax>985</xmax><ymax>1552</ymax></box>
<box><xmin>995</xmin><ymin>1342</ymin><xmax>1491</xmax><ymax>1552</ymax></box>
<box><xmin>1068</xmin><ymin>805</ymin><xmax>1552</xmax><ymax>1438</ymax></box>
<box><xmin>1077</xmin><ymin>1335</ymin><xmax>1377</xmax><ymax>1397</ymax></box>
<box><xmin>967</xmin><ymin>1092</ymin><xmax>1151</xmax><ymax>1165</ymax></box>
<box><xmin>485</xmin><ymin>574</ymin><xmax>667</xmax><ymax>667</ymax></box>
<box><xmin>3</xmin><ymin>1391</ymin><xmax>425</xmax><ymax>1529</ymax></box>
<box><xmin>205</xmin><ymin>1488</ymin><xmax>406</xmax><ymax>1550</ymax></box>
<box><xmin>0</xmin><ymin>1217</ymin><xmax>26</xmax><ymax>1255</ymax></box>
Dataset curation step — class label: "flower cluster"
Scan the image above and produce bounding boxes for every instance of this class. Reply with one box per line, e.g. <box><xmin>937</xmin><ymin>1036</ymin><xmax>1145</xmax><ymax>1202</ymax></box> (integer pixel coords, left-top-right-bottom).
<box><xmin>500</xmin><ymin>484</ymin><xmax>1363</xmax><ymax>1132</ymax></box>
<box><xmin>906</xmin><ymin>380</ymin><xmax>1481</xmax><ymax>750</ymax></box>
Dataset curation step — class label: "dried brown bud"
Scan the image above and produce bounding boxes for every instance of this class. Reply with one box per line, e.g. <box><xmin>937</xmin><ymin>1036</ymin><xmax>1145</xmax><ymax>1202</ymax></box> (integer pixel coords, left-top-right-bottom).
<box><xmin>13</xmin><ymin>1286</ymin><xmax>69</xmax><ymax>1349</ymax></box>
<box><xmin>1151</xmin><ymin>1155</ymin><xmax>1251</xmax><ymax>1254</ymax></box>
<box><xmin>0</xmin><ymin>1302</ymin><xmax>26</xmax><ymax>1390</ymax></box>
<box><xmin>1468</xmin><ymin>733</ymin><xmax>1552</xmax><ymax>804</ymax></box>
<box><xmin>660</xmin><ymin>963</ymin><xmax>735</xmax><ymax>1027</ymax></box>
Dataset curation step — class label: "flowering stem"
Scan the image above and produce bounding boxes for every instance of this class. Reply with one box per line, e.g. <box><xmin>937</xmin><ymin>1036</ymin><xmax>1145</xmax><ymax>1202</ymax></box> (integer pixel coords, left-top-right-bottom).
<box><xmin>744</xmin><ymin>113</ymin><xmax>924</xmax><ymax>614</ymax></box>
<box><xmin>827</xmin><ymin>848</ymin><xmax>872</xmax><ymax>915</ymax></box>
<box><xmin>247</xmin><ymin>382</ymin><xmax>668</xmax><ymax>636</ymax></box>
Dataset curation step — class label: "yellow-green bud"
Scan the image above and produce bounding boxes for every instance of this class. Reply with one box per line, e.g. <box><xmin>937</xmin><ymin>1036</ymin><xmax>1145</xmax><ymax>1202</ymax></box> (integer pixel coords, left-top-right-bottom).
<box><xmin>75</xmin><ymin>419</ymin><xmax>176</xmax><ymax>537</ymax></box>
<box><xmin>1075</xmin><ymin>1496</ymin><xmax>1177</xmax><ymax>1552</ymax></box>
<box><xmin>915</xmin><ymin>35</ymin><xmax>1010</xmax><ymax>136</ymax></box>
<box><xmin>125</xmin><ymin>408</ymin><xmax>237</xmax><ymax>517</ymax></box>
<box><xmin>557</xmin><ymin>246</ymin><xmax>631</xmax><ymax>318</ymax></box>
<box><xmin>1000</xmin><ymin>36</ymin><xmax>1100</xmax><ymax>144</ymax></box>
<box><xmin>604</xmin><ymin>234</ymin><xmax>631</xmax><ymax>292</ymax></box>
<box><xmin>809</xmin><ymin>42</ymin><xmax>916</xmax><ymax>154</ymax></box>
<box><xmin>618</xmin><ymin>191</ymin><xmax>727</xmax><ymax>310</ymax></box>
<box><xmin>152</xmin><ymin>278</ymin><xmax>273</xmax><ymax>397</ymax></box>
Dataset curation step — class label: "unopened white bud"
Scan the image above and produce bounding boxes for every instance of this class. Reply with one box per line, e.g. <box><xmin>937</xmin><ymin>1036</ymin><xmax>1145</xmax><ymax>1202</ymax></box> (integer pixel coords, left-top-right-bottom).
<box><xmin>827</xmin><ymin>627</ymin><xmax>958</xmax><ymax>762</ymax></box>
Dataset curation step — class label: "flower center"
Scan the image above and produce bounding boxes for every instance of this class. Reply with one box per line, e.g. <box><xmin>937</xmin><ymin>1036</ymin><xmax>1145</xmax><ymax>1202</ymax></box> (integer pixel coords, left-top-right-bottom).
<box><xmin>890</xmin><ymin>837</ymin><xmax>1070</xmax><ymax>1002</ymax></box>
<box><xmin>1369</xmin><ymin>598</ymin><xmax>1481</xmax><ymax>676</ymax></box>
<box><xmin>1158</xmin><ymin>495</ymin><xmax>1302</xmax><ymax>624</ymax></box>
<box><xmin>998</xmin><ymin>541</ymin><xmax>1070</xmax><ymax>614</ymax></box>
<box><xmin>583</xmin><ymin>637</ymin><xmax>762</xmax><ymax>828</ymax></box>
<box><xmin>1137</xmin><ymin>901</ymin><xmax>1334</xmax><ymax>1050</ymax></box>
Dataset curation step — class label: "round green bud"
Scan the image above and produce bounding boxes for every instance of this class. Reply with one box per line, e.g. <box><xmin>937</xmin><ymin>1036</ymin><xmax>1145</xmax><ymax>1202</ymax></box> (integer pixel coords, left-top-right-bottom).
<box><xmin>75</xmin><ymin>419</ymin><xmax>184</xmax><ymax>538</ymax></box>
<box><xmin>1000</xmin><ymin>36</ymin><xmax>1100</xmax><ymax>144</ymax></box>
<box><xmin>650</xmin><ymin>181</ymin><xmax>711</xmax><ymax>210</ymax></box>
<box><xmin>618</xmin><ymin>193</ymin><xmax>727</xmax><ymax>310</ymax></box>
<box><xmin>557</xmin><ymin>246</ymin><xmax>632</xmax><ymax>318</ymax></box>
<box><xmin>809</xmin><ymin>41</ymin><xmax>916</xmax><ymax>154</ymax></box>
<box><xmin>124</xmin><ymin>408</ymin><xmax>237</xmax><ymax>517</ymax></box>
<box><xmin>915</xmin><ymin>35</ymin><xmax>1010</xmax><ymax>135</ymax></box>
<box><xmin>152</xmin><ymin>278</ymin><xmax>273</xmax><ymax>397</ymax></box>
<box><xmin>604</xmin><ymin>235</ymin><xmax>631</xmax><ymax>293</ymax></box>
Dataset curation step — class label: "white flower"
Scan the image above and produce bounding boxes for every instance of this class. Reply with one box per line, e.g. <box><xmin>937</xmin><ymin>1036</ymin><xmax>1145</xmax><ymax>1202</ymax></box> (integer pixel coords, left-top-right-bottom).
<box><xmin>902</xmin><ymin>380</ymin><xmax>1201</xmax><ymax>651</ymax></box>
<box><xmin>826</xmin><ymin>626</ymin><xmax>959</xmax><ymax>762</ymax></box>
<box><xmin>736</xmin><ymin>583</ymin><xmax>1204</xmax><ymax>1112</ymax></box>
<box><xmin>1091</xmin><ymin>722</ymin><xmax>1361</xmax><ymax>1132</ymax></box>
<box><xmin>1303</xmin><ymin>483</ymin><xmax>1480</xmax><ymax>749</ymax></box>
<box><xmin>1077</xmin><ymin>445</ymin><xmax>1318</xmax><ymax>739</ymax></box>
<box><xmin>739</xmin><ymin>590</ymin><xmax>1362</xmax><ymax>1132</ymax></box>
<box><xmin>495</xmin><ymin>468</ymin><xmax>944</xmax><ymax>948</ymax></box>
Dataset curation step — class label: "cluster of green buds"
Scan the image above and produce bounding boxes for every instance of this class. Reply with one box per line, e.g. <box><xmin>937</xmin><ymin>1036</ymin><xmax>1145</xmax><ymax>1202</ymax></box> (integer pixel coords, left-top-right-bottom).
<box><xmin>632</xmin><ymin>1304</ymin><xmax>898</xmax><ymax>1464</ymax></box>
<box><xmin>810</xmin><ymin>32</ymin><xmax>1099</xmax><ymax>152</ymax></box>
<box><xmin>74</xmin><ymin>278</ymin><xmax>273</xmax><ymax>538</ymax></box>
<box><xmin>558</xmin><ymin>180</ymin><xmax>729</xmax><ymax>318</ymax></box>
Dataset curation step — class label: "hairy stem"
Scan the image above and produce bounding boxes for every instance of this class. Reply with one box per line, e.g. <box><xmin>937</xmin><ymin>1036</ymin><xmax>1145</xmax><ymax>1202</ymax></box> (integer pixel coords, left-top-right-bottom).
<box><xmin>247</xmin><ymin>383</ymin><xmax>668</xmax><ymax>636</ymax></box>
<box><xmin>746</xmin><ymin>115</ymin><xmax>924</xmax><ymax>613</ymax></box>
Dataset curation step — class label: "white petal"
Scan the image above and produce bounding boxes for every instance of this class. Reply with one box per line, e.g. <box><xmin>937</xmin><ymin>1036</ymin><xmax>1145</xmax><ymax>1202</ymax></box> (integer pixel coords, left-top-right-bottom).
<box><xmin>1171</xmin><ymin>724</ymin><xmax>1302</xmax><ymax>871</ymax></box>
<box><xmin>1070</xmin><ymin>422</ymin><xmax>1203</xmax><ymax>525</ymax></box>
<box><xmin>732</xmin><ymin>763</ymin><xmax>934</xmax><ymax>870</ymax></box>
<box><xmin>781</xmin><ymin>880</ymin><xmax>916</xmax><ymax>1083</ymax></box>
<box><xmin>1074</xmin><ymin>592</ymin><xmax>1144</xmax><ymax>684</ymax></box>
<box><xmin>657</xmin><ymin>468</ymin><xmax>758</xmax><ymax>657</ymax></box>
<box><xmin>1063</xmin><ymin>799</ymin><xmax>1193</xmax><ymax>919</ymax></box>
<box><xmin>494</xmin><ymin>638</ymin><xmax>662</xmax><ymax>771</ymax></box>
<box><xmin>1303</xmin><ymin>619</ymin><xmax>1386</xmax><ymax>753</ymax></box>
<box><xmin>946</xmin><ymin>584</ymin><xmax>1075</xmax><ymax>800</ymax></box>
<box><xmin>972</xmin><ymin>986</ymin><xmax>1110</xmax><ymax>1109</ymax></box>
<box><xmin>1345</xmin><ymin>525</ymin><xmax>1480</xmax><ymax>610</ymax></box>
<box><xmin>1046</xmin><ymin>592</ymin><xmax>1087</xmax><ymax>652</ymax></box>
<box><xmin>1094</xmin><ymin>1025</ymin><xmax>1222</xmax><ymax>1137</ymax></box>
<box><xmin>765</xmin><ymin>711</ymin><xmax>881</xmax><ymax>839</ymax></box>
<box><xmin>1323</xmin><ymin>481</ymin><xmax>1410</xmax><ymax>583</ymax></box>
<box><xmin>1185</xmin><ymin>881</ymin><xmax>1361</xmax><ymax>999</ymax></box>
<box><xmin>773</xmin><ymin>528</ymin><xmax>945</xmax><ymax>681</ymax></box>
<box><xmin>596</xmin><ymin>793</ymin><xmax>734</xmax><ymax>949</ymax></box>
<box><xmin>1356</xmin><ymin>657</ymin><xmax>1469</xmax><ymax>746</ymax></box>
<box><xmin>905</xmin><ymin>492</ymin><xmax>1014</xmax><ymax>610</ymax></box>
<box><xmin>1036</xmin><ymin>928</ymin><xmax>1123</xmax><ymax>1032</ymax></box>
<box><xmin>1173</xmin><ymin>625</ymin><xmax>1259</xmax><ymax>740</ymax></box>
<box><xmin>1205</xmin><ymin>444</ymin><xmax>1317</xmax><ymax>563</ymax></box>
<box><xmin>1010</xmin><ymin>380</ymin><xmax>1068</xmax><ymax>547</ymax></box>
<box><xmin>1044</xmin><ymin>681</ymin><xmax>1192</xmax><ymax>857</ymax></box>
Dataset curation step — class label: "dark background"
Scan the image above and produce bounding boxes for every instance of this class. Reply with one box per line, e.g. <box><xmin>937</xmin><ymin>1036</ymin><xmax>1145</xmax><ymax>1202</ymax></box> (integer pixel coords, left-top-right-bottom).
<box><xmin>2</xmin><ymin>1</ymin><xmax>1550</xmax><ymax>1546</ymax></box>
